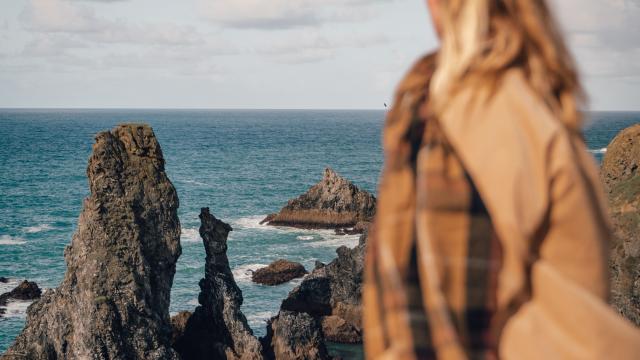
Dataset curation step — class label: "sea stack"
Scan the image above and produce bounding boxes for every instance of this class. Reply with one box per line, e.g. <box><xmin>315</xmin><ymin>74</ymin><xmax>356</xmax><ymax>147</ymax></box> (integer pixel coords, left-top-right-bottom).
<box><xmin>601</xmin><ymin>124</ymin><xmax>640</xmax><ymax>325</ymax></box>
<box><xmin>2</xmin><ymin>124</ymin><xmax>182</xmax><ymax>359</ymax></box>
<box><xmin>172</xmin><ymin>208</ymin><xmax>262</xmax><ymax>360</ymax></box>
<box><xmin>261</xmin><ymin>168</ymin><xmax>376</xmax><ymax>231</ymax></box>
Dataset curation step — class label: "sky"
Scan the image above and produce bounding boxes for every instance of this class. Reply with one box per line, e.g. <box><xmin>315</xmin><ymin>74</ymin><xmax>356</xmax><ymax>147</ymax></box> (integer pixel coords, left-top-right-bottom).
<box><xmin>0</xmin><ymin>0</ymin><xmax>638</xmax><ymax>110</ymax></box>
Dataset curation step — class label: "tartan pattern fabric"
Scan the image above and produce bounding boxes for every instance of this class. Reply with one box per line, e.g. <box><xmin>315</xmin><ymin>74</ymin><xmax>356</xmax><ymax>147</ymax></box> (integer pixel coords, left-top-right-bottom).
<box><xmin>364</xmin><ymin>53</ymin><xmax>503</xmax><ymax>360</ymax></box>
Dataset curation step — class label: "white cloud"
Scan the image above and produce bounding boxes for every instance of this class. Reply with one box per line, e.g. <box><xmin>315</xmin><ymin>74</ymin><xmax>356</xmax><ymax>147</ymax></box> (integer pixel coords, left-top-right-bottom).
<box><xmin>551</xmin><ymin>0</ymin><xmax>640</xmax><ymax>79</ymax></box>
<box><xmin>21</xmin><ymin>0</ymin><xmax>107</xmax><ymax>33</ymax></box>
<box><xmin>198</xmin><ymin>0</ymin><xmax>393</xmax><ymax>29</ymax></box>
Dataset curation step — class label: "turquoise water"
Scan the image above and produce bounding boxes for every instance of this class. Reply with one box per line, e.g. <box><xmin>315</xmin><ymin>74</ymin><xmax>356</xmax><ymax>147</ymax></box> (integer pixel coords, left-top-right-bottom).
<box><xmin>0</xmin><ymin>109</ymin><xmax>638</xmax><ymax>356</ymax></box>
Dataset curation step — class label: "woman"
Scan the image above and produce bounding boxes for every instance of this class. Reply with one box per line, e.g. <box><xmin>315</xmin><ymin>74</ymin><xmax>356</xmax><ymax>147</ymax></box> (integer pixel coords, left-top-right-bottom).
<box><xmin>363</xmin><ymin>0</ymin><xmax>640</xmax><ymax>359</ymax></box>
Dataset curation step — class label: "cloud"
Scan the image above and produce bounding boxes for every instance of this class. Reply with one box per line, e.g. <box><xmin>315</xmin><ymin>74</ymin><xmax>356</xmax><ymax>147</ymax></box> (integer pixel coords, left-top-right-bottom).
<box><xmin>21</xmin><ymin>0</ymin><xmax>107</xmax><ymax>33</ymax></box>
<box><xmin>198</xmin><ymin>0</ymin><xmax>393</xmax><ymax>29</ymax></box>
<box><xmin>551</xmin><ymin>0</ymin><xmax>640</xmax><ymax>79</ymax></box>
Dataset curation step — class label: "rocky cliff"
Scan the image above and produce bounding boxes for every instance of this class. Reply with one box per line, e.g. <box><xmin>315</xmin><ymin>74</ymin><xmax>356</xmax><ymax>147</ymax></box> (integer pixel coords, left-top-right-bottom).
<box><xmin>262</xmin><ymin>168</ymin><xmax>376</xmax><ymax>230</ymax></box>
<box><xmin>2</xmin><ymin>124</ymin><xmax>182</xmax><ymax>359</ymax></box>
<box><xmin>602</xmin><ymin>124</ymin><xmax>640</xmax><ymax>325</ymax></box>
<box><xmin>262</xmin><ymin>229</ymin><xmax>368</xmax><ymax>359</ymax></box>
<box><xmin>172</xmin><ymin>207</ymin><xmax>263</xmax><ymax>360</ymax></box>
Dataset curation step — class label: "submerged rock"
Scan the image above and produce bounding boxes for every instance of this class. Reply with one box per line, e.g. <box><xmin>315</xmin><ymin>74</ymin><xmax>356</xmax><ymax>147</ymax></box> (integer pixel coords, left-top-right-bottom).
<box><xmin>172</xmin><ymin>207</ymin><xmax>262</xmax><ymax>360</ymax></box>
<box><xmin>262</xmin><ymin>168</ymin><xmax>376</xmax><ymax>230</ymax></box>
<box><xmin>2</xmin><ymin>124</ymin><xmax>182</xmax><ymax>360</ymax></box>
<box><xmin>252</xmin><ymin>260</ymin><xmax>308</xmax><ymax>286</ymax></box>
<box><xmin>602</xmin><ymin>124</ymin><xmax>640</xmax><ymax>326</ymax></box>
<box><xmin>0</xmin><ymin>277</ymin><xmax>8</xmax><ymax>283</ymax></box>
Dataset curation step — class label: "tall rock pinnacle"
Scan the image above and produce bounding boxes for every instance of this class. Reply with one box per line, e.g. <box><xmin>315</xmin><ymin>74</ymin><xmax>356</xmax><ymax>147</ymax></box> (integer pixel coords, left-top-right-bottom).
<box><xmin>172</xmin><ymin>208</ymin><xmax>263</xmax><ymax>360</ymax></box>
<box><xmin>2</xmin><ymin>124</ymin><xmax>182</xmax><ymax>359</ymax></box>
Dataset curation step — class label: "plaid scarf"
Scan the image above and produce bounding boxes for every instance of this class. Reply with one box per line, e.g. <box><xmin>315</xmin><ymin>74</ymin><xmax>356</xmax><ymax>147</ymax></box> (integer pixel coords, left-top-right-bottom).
<box><xmin>364</xmin><ymin>53</ymin><xmax>503</xmax><ymax>359</ymax></box>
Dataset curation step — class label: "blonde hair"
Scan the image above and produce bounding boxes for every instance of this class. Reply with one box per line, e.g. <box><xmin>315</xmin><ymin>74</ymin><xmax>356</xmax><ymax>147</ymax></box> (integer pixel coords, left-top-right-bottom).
<box><xmin>430</xmin><ymin>0</ymin><xmax>584</xmax><ymax>128</ymax></box>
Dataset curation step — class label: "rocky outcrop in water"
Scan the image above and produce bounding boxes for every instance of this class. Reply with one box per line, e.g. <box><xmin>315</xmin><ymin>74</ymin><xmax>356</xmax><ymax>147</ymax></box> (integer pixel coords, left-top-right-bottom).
<box><xmin>172</xmin><ymin>207</ymin><xmax>262</xmax><ymax>360</ymax></box>
<box><xmin>0</xmin><ymin>277</ymin><xmax>8</xmax><ymax>283</ymax></box>
<box><xmin>252</xmin><ymin>260</ymin><xmax>308</xmax><ymax>286</ymax></box>
<box><xmin>602</xmin><ymin>124</ymin><xmax>640</xmax><ymax>326</ymax></box>
<box><xmin>2</xmin><ymin>124</ymin><xmax>182</xmax><ymax>360</ymax></box>
<box><xmin>262</xmin><ymin>229</ymin><xmax>368</xmax><ymax>358</ymax></box>
<box><xmin>261</xmin><ymin>168</ymin><xmax>376</xmax><ymax>231</ymax></box>
<box><xmin>261</xmin><ymin>311</ymin><xmax>330</xmax><ymax>360</ymax></box>
<box><xmin>0</xmin><ymin>280</ymin><xmax>42</xmax><ymax>317</ymax></box>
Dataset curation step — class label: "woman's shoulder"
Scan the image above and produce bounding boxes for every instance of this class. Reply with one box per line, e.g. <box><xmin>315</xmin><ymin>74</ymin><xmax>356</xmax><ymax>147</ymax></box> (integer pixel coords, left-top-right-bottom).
<box><xmin>442</xmin><ymin>67</ymin><xmax>565</xmax><ymax>147</ymax></box>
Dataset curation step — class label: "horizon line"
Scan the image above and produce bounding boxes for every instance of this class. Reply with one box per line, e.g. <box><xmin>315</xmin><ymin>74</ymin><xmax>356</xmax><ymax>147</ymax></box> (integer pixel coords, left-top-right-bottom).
<box><xmin>1</xmin><ymin>107</ymin><xmax>639</xmax><ymax>112</ymax></box>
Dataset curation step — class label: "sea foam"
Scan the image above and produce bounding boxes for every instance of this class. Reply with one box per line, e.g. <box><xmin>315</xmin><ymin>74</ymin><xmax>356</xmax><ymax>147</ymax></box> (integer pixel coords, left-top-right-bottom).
<box><xmin>589</xmin><ymin>147</ymin><xmax>607</xmax><ymax>154</ymax></box>
<box><xmin>181</xmin><ymin>227</ymin><xmax>201</xmax><ymax>243</ymax></box>
<box><xmin>23</xmin><ymin>224</ymin><xmax>54</xmax><ymax>234</ymax></box>
<box><xmin>232</xmin><ymin>263</ymin><xmax>268</xmax><ymax>283</ymax></box>
<box><xmin>0</xmin><ymin>235</ymin><xmax>26</xmax><ymax>245</ymax></box>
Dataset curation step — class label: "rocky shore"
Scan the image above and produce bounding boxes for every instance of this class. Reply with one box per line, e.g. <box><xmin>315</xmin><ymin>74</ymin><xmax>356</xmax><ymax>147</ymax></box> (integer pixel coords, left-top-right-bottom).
<box><xmin>3</xmin><ymin>122</ymin><xmax>640</xmax><ymax>360</ymax></box>
<box><xmin>261</xmin><ymin>168</ymin><xmax>376</xmax><ymax>232</ymax></box>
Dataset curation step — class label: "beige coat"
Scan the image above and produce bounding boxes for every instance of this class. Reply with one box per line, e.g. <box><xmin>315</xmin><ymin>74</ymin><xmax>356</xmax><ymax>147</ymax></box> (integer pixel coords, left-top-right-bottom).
<box><xmin>364</xmin><ymin>58</ymin><xmax>640</xmax><ymax>359</ymax></box>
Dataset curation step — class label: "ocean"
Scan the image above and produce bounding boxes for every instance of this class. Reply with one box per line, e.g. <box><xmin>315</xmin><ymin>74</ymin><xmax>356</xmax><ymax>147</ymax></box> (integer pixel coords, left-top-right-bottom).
<box><xmin>0</xmin><ymin>109</ymin><xmax>638</xmax><ymax>357</ymax></box>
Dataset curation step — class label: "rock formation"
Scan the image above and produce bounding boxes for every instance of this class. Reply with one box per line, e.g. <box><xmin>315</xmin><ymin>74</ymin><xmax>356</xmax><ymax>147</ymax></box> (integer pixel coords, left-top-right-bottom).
<box><xmin>602</xmin><ymin>124</ymin><xmax>640</xmax><ymax>326</ymax></box>
<box><xmin>0</xmin><ymin>277</ymin><xmax>8</xmax><ymax>283</ymax></box>
<box><xmin>0</xmin><ymin>280</ymin><xmax>42</xmax><ymax>317</ymax></box>
<box><xmin>261</xmin><ymin>168</ymin><xmax>376</xmax><ymax>231</ymax></box>
<box><xmin>252</xmin><ymin>260</ymin><xmax>308</xmax><ymax>286</ymax></box>
<box><xmin>2</xmin><ymin>124</ymin><xmax>182</xmax><ymax>360</ymax></box>
<box><xmin>172</xmin><ymin>207</ymin><xmax>263</xmax><ymax>360</ymax></box>
<box><xmin>262</xmin><ymin>229</ymin><xmax>368</xmax><ymax>359</ymax></box>
<box><xmin>261</xmin><ymin>311</ymin><xmax>330</xmax><ymax>360</ymax></box>
<box><xmin>283</xmin><ymin>232</ymin><xmax>366</xmax><ymax>344</ymax></box>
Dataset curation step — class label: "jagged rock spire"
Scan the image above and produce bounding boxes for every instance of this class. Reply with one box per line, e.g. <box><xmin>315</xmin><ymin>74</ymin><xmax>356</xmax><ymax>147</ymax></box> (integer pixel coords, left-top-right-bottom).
<box><xmin>2</xmin><ymin>124</ymin><xmax>182</xmax><ymax>360</ymax></box>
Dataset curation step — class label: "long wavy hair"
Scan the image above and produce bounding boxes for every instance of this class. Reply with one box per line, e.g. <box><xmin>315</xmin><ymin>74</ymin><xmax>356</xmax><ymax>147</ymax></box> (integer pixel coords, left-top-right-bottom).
<box><xmin>430</xmin><ymin>0</ymin><xmax>584</xmax><ymax>128</ymax></box>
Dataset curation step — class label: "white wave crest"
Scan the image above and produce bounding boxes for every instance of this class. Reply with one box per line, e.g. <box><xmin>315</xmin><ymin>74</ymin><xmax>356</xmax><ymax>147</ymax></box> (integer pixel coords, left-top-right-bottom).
<box><xmin>1</xmin><ymin>299</ymin><xmax>34</xmax><ymax>318</ymax></box>
<box><xmin>182</xmin><ymin>179</ymin><xmax>210</xmax><ymax>187</ymax></box>
<box><xmin>23</xmin><ymin>224</ymin><xmax>54</xmax><ymax>233</ymax></box>
<box><xmin>296</xmin><ymin>235</ymin><xmax>315</xmax><ymax>241</ymax></box>
<box><xmin>0</xmin><ymin>279</ymin><xmax>20</xmax><ymax>294</ymax></box>
<box><xmin>231</xmin><ymin>215</ymin><xmax>274</xmax><ymax>231</ymax></box>
<box><xmin>246</xmin><ymin>310</ymin><xmax>276</xmax><ymax>329</ymax></box>
<box><xmin>589</xmin><ymin>147</ymin><xmax>607</xmax><ymax>154</ymax></box>
<box><xmin>181</xmin><ymin>227</ymin><xmax>201</xmax><ymax>243</ymax></box>
<box><xmin>307</xmin><ymin>234</ymin><xmax>360</xmax><ymax>249</ymax></box>
<box><xmin>232</xmin><ymin>263</ymin><xmax>268</xmax><ymax>283</ymax></box>
<box><xmin>0</xmin><ymin>235</ymin><xmax>26</xmax><ymax>245</ymax></box>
